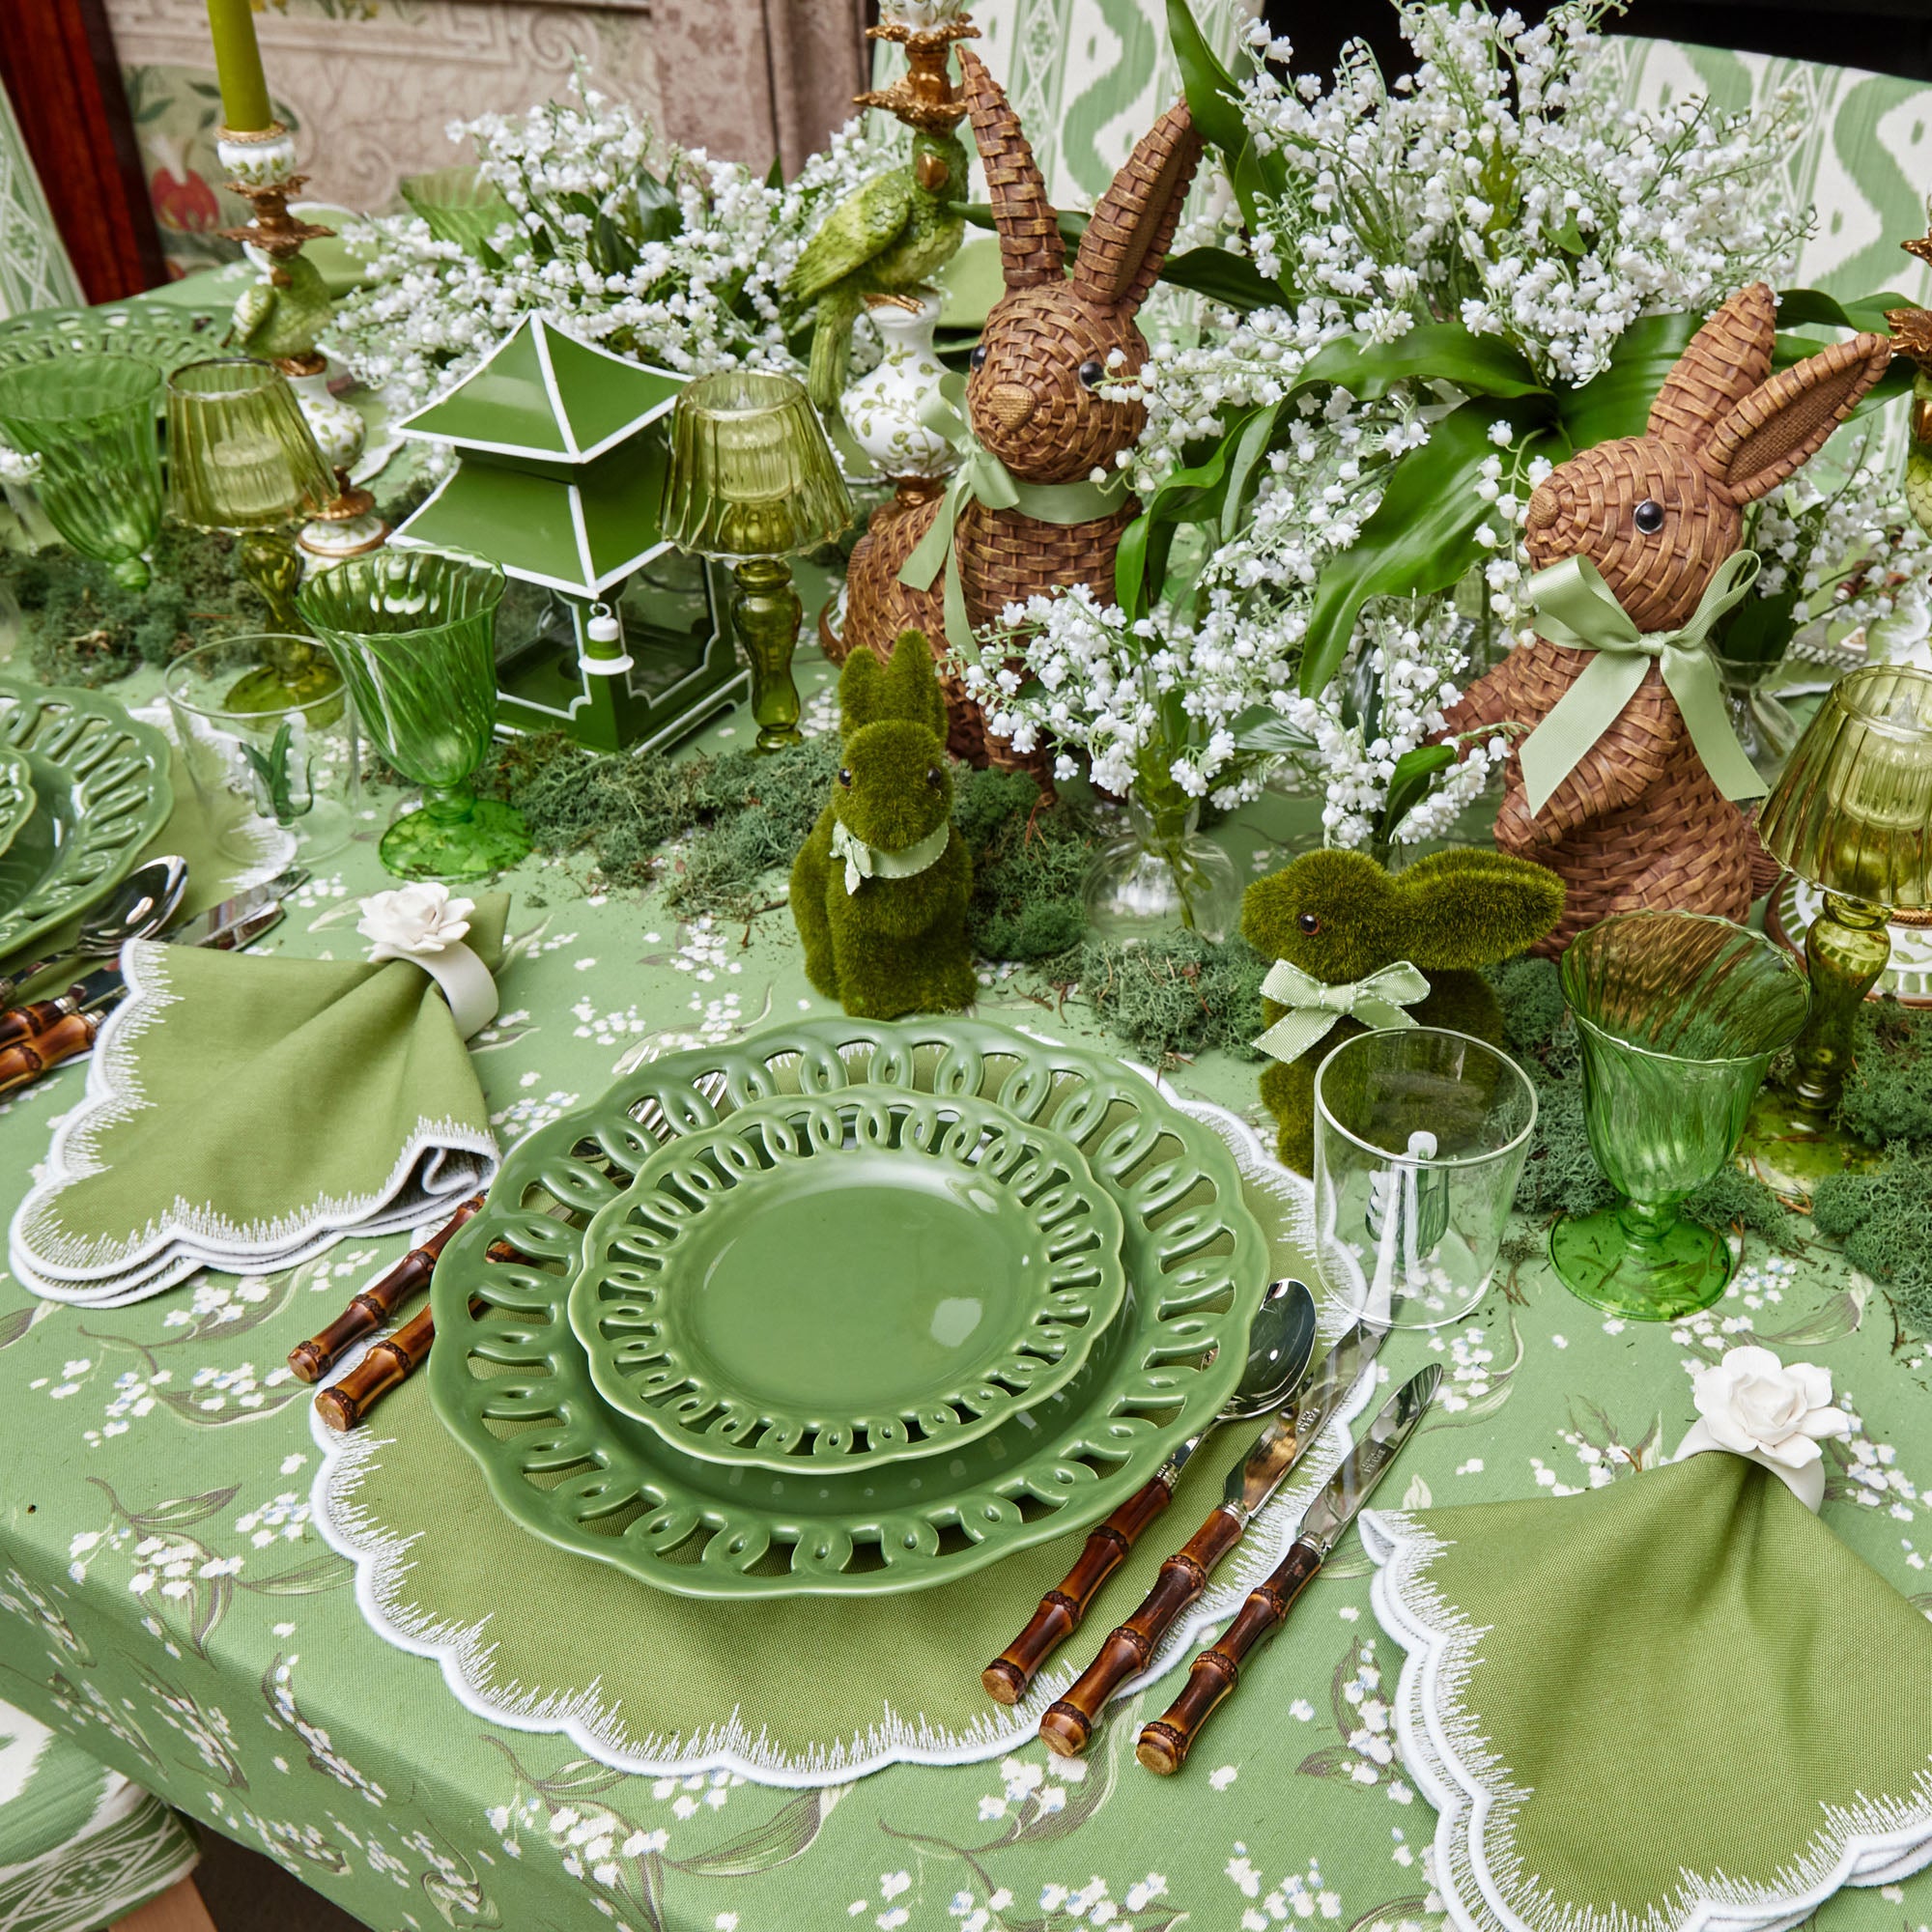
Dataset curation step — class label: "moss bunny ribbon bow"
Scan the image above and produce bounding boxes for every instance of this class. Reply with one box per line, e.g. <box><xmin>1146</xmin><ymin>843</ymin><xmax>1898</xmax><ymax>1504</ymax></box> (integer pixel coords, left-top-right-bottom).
<box><xmin>896</xmin><ymin>374</ymin><xmax>1129</xmax><ymax>656</ymax></box>
<box><xmin>1254</xmin><ymin>958</ymin><xmax>1432</xmax><ymax>1065</ymax></box>
<box><xmin>1520</xmin><ymin>550</ymin><xmax>1767</xmax><ymax>817</ymax></box>
<box><xmin>829</xmin><ymin>818</ymin><xmax>951</xmax><ymax>895</ymax></box>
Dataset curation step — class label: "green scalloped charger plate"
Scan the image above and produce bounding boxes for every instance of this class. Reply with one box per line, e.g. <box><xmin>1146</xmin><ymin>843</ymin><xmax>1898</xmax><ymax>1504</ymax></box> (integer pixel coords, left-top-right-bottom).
<box><xmin>0</xmin><ymin>750</ymin><xmax>36</xmax><ymax>865</ymax></box>
<box><xmin>430</xmin><ymin>1017</ymin><xmax>1270</xmax><ymax>1599</ymax></box>
<box><xmin>569</xmin><ymin>1088</ymin><xmax>1128</xmax><ymax>1471</ymax></box>
<box><xmin>0</xmin><ymin>682</ymin><xmax>174</xmax><ymax>964</ymax></box>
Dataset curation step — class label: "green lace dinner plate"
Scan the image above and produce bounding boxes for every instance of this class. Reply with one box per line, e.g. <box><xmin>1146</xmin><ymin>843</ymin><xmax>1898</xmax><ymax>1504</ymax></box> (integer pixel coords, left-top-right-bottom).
<box><xmin>430</xmin><ymin>1016</ymin><xmax>1270</xmax><ymax>1599</ymax></box>
<box><xmin>569</xmin><ymin>1088</ymin><xmax>1128</xmax><ymax>1470</ymax></box>
<box><xmin>0</xmin><ymin>750</ymin><xmax>36</xmax><ymax>865</ymax></box>
<box><xmin>0</xmin><ymin>683</ymin><xmax>173</xmax><ymax>964</ymax></box>
<box><xmin>0</xmin><ymin>301</ymin><xmax>226</xmax><ymax>378</ymax></box>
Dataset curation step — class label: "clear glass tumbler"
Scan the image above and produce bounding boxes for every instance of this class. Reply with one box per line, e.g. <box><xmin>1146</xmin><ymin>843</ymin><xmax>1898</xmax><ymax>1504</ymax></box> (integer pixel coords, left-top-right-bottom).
<box><xmin>1315</xmin><ymin>1027</ymin><xmax>1537</xmax><ymax>1330</ymax></box>
<box><xmin>164</xmin><ymin>635</ymin><xmax>360</xmax><ymax>860</ymax></box>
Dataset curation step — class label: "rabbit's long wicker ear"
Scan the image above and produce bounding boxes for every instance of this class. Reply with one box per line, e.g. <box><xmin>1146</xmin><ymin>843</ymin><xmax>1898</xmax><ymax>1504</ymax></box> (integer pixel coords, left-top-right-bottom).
<box><xmin>1703</xmin><ymin>331</ymin><xmax>1895</xmax><ymax>505</ymax></box>
<box><xmin>960</xmin><ymin>49</ymin><xmax>1064</xmax><ymax>289</ymax></box>
<box><xmin>1646</xmin><ymin>282</ymin><xmax>1776</xmax><ymax>447</ymax></box>
<box><xmin>1071</xmin><ymin>102</ymin><xmax>1203</xmax><ymax>311</ymax></box>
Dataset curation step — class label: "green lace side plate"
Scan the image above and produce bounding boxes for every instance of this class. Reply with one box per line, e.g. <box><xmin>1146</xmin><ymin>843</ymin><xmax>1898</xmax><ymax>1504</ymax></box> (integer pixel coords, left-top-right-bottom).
<box><xmin>431</xmin><ymin>1016</ymin><xmax>1270</xmax><ymax>1599</ymax></box>
<box><xmin>0</xmin><ymin>682</ymin><xmax>173</xmax><ymax>963</ymax></box>
<box><xmin>569</xmin><ymin>1088</ymin><xmax>1128</xmax><ymax>1471</ymax></box>
<box><xmin>0</xmin><ymin>750</ymin><xmax>36</xmax><ymax>865</ymax></box>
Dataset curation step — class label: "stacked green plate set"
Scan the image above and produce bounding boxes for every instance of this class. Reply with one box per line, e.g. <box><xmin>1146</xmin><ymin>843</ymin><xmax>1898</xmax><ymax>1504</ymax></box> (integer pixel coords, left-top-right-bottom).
<box><xmin>0</xmin><ymin>680</ymin><xmax>173</xmax><ymax>967</ymax></box>
<box><xmin>429</xmin><ymin>1015</ymin><xmax>1274</xmax><ymax>1599</ymax></box>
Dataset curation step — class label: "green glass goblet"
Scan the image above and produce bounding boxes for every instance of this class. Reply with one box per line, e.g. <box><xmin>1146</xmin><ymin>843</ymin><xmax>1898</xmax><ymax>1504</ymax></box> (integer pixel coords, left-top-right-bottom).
<box><xmin>0</xmin><ymin>355</ymin><xmax>164</xmax><ymax>589</ymax></box>
<box><xmin>1551</xmin><ymin>910</ymin><xmax>1809</xmax><ymax>1321</ymax></box>
<box><xmin>296</xmin><ymin>549</ymin><xmax>530</xmax><ymax>881</ymax></box>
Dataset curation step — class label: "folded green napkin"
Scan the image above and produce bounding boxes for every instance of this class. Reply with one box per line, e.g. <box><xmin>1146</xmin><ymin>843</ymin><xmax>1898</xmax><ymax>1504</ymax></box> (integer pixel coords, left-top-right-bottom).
<box><xmin>9</xmin><ymin>896</ymin><xmax>507</xmax><ymax>1306</ymax></box>
<box><xmin>1364</xmin><ymin>1447</ymin><xmax>1932</xmax><ymax>1932</ymax></box>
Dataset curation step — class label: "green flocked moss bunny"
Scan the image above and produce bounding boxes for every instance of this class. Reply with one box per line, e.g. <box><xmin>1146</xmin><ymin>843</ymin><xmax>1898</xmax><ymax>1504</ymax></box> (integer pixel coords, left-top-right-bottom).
<box><xmin>790</xmin><ymin>632</ymin><xmax>975</xmax><ymax>1018</ymax></box>
<box><xmin>1241</xmin><ymin>847</ymin><xmax>1566</xmax><ymax>1175</ymax></box>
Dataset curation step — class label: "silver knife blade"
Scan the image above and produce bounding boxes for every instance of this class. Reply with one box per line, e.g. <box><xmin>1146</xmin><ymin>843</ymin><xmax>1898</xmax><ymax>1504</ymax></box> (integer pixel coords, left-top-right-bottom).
<box><xmin>1221</xmin><ymin>1317</ymin><xmax>1391</xmax><ymax>1516</ymax></box>
<box><xmin>67</xmin><ymin>902</ymin><xmax>287</xmax><ymax>1015</ymax></box>
<box><xmin>157</xmin><ymin>867</ymin><xmax>308</xmax><ymax>951</ymax></box>
<box><xmin>1295</xmin><ymin>1364</ymin><xmax>1441</xmax><ymax>1557</ymax></box>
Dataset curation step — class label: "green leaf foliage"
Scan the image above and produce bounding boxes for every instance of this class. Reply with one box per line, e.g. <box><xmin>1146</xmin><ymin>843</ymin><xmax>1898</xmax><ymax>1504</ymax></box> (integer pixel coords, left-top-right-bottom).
<box><xmin>1298</xmin><ymin>399</ymin><xmax>1568</xmax><ymax>696</ymax></box>
<box><xmin>1155</xmin><ymin>245</ymin><xmax>1285</xmax><ymax>312</ymax></box>
<box><xmin>1298</xmin><ymin>324</ymin><xmax>1548</xmax><ymax>403</ymax></box>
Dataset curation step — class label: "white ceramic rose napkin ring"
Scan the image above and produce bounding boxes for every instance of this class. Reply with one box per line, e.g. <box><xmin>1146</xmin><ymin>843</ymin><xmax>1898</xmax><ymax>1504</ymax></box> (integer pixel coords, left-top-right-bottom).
<box><xmin>1672</xmin><ymin>1343</ymin><xmax>1851</xmax><ymax>1512</ymax></box>
<box><xmin>356</xmin><ymin>883</ymin><xmax>498</xmax><ymax>1039</ymax></box>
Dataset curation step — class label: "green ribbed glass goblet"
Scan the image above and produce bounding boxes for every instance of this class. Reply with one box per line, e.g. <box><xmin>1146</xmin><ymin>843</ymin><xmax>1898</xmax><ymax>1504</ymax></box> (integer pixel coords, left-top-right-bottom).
<box><xmin>1551</xmin><ymin>911</ymin><xmax>1809</xmax><ymax>1321</ymax></box>
<box><xmin>0</xmin><ymin>355</ymin><xmax>163</xmax><ymax>588</ymax></box>
<box><xmin>296</xmin><ymin>549</ymin><xmax>529</xmax><ymax>881</ymax></box>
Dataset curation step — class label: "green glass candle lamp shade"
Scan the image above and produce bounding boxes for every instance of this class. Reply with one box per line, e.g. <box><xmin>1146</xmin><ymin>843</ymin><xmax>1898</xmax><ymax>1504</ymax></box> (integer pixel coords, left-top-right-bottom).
<box><xmin>1551</xmin><ymin>911</ymin><xmax>1809</xmax><ymax>1321</ymax></box>
<box><xmin>1755</xmin><ymin>665</ymin><xmax>1932</xmax><ymax>1119</ymax></box>
<box><xmin>0</xmin><ymin>355</ymin><xmax>165</xmax><ymax>589</ymax></box>
<box><xmin>296</xmin><ymin>549</ymin><xmax>531</xmax><ymax>881</ymax></box>
<box><xmin>660</xmin><ymin>370</ymin><xmax>852</xmax><ymax>752</ymax></box>
<box><xmin>166</xmin><ymin>356</ymin><xmax>341</xmax><ymax>710</ymax></box>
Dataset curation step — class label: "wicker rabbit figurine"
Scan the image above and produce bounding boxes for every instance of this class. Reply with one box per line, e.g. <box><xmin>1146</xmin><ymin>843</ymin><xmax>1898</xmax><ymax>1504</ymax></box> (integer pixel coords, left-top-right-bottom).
<box><xmin>1441</xmin><ymin>282</ymin><xmax>1893</xmax><ymax>954</ymax></box>
<box><xmin>790</xmin><ymin>631</ymin><xmax>975</xmax><ymax>1018</ymax></box>
<box><xmin>838</xmin><ymin>48</ymin><xmax>1202</xmax><ymax>772</ymax></box>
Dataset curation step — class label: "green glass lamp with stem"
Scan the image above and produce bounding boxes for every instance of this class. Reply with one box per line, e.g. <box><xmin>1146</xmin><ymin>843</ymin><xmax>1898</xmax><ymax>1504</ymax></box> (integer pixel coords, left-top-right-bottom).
<box><xmin>165</xmin><ymin>355</ymin><xmax>341</xmax><ymax>713</ymax></box>
<box><xmin>659</xmin><ymin>371</ymin><xmax>852</xmax><ymax>752</ymax></box>
<box><xmin>1747</xmin><ymin>664</ymin><xmax>1932</xmax><ymax>1189</ymax></box>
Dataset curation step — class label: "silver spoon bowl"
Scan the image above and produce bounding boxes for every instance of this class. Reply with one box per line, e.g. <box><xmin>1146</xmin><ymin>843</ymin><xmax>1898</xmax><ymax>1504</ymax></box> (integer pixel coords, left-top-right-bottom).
<box><xmin>0</xmin><ymin>853</ymin><xmax>188</xmax><ymax>1003</ymax></box>
<box><xmin>1226</xmin><ymin>1276</ymin><xmax>1319</xmax><ymax>1421</ymax></box>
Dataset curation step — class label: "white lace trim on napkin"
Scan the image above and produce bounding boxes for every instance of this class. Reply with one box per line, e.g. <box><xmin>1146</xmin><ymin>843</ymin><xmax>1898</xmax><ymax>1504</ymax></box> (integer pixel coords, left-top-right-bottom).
<box><xmin>1361</xmin><ymin>1508</ymin><xmax>1932</xmax><ymax>1932</ymax></box>
<box><xmin>8</xmin><ymin>939</ymin><xmax>497</xmax><ymax>1305</ymax></box>
<box><xmin>309</xmin><ymin>1078</ymin><xmax>1378</xmax><ymax>1788</ymax></box>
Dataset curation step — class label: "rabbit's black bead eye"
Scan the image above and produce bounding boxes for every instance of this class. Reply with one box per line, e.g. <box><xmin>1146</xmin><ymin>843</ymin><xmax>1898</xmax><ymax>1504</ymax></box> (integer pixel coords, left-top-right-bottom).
<box><xmin>925</xmin><ymin>766</ymin><xmax>942</xmax><ymax>787</ymax></box>
<box><xmin>838</xmin><ymin>768</ymin><xmax>853</xmax><ymax>787</ymax></box>
<box><xmin>1634</xmin><ymin>498</ymin><xmax>1665</xmax><ymax>534</ymax></box>
<box><xmin>1296</xmin><ymin>912</ymin><xmax>1321</xmax><ymax>935</ymax></box>
<box><xmin>969</xmin><ymin>344</ymin><xmax>988</xmax><ymax>372</ymax></box>
<box><xmin>1077</xmin><ymin>358</ymin><xmax>1105</xmax><ymax>388</ymax></box>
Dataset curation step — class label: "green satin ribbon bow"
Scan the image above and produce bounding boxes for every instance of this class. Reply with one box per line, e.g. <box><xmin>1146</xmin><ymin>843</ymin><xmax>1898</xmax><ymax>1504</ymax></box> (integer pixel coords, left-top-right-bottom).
<box><xmin>830</xmin><ymin>817</ymin><xmax>952</xmax><ymax>895</ymax></box>
<box><xmin>1254</xmin><ymin>958</ymin><xmax>1433</xmax><ymax>1065</ymax></box>
<box><xmin>896</xmin><ymin>374</ymin><xmax>1130</xmax><ymax>657</ymax></box>
<box><xmin>1520</xmin><ymin>550</ymin><xmax>1768</xmax><ymax>817</ymax></box>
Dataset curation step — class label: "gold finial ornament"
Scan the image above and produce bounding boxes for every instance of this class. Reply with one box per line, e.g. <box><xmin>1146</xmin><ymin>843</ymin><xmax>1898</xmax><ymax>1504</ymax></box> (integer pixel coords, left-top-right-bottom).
<box><xmin>855</xmin><ymin>8</ymin><xmax>980</xmax><ymax>133</ymax></box>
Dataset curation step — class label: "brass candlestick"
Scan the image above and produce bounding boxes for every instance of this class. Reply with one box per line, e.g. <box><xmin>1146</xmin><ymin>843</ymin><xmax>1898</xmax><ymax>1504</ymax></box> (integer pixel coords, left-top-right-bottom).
<box><xmin>215</xmin><ymin>124</ymin><xmax>385</xmax><ymax>561</ymax></box>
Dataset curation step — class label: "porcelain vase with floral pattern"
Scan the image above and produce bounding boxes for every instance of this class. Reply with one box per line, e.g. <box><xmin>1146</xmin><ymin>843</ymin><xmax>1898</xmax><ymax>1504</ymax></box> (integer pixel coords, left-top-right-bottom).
<box><xmin>838</xmin><ymin>291</ymin><xmax>954</xmax><ymax>482</ymax></box>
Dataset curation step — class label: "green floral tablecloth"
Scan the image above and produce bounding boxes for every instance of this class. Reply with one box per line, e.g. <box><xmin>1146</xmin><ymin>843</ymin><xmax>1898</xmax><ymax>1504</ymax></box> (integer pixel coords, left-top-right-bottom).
<box><xmin>0</xmin><ymin>635</ymin><xmax>1927</xmax><ymax>1932</ymax></box>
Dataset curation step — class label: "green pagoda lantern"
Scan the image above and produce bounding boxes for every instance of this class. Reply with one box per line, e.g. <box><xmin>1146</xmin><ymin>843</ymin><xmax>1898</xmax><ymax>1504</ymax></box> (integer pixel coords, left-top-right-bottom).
<box><xmin>390</xmin><ymin>316</ymin><xmax>747</xmax><ymax>753</ymax></box>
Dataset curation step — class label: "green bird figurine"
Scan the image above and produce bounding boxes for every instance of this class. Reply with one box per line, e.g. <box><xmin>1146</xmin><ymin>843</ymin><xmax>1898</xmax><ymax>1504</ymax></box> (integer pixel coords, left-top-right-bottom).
<box><xmin>229</xmin><ymin>251</ymin><xmax>335</xmax><ymax>366</ymax></box>
<box><xmin>785</xmin><ymin>128</ymin><xmax>969</xmax><ymax>412</ymax></box>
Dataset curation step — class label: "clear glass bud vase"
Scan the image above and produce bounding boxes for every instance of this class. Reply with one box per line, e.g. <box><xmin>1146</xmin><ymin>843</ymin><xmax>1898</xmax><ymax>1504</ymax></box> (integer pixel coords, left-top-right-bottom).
<box><xmin>1082</xmin><ymin>794</ymin><xmax>1239</xmax><ymax>944</ymax></box>
<box><xmin>1711</xmin><ymin>651</ymin><xmax>1800</xmax><ymax>783</ymax></box>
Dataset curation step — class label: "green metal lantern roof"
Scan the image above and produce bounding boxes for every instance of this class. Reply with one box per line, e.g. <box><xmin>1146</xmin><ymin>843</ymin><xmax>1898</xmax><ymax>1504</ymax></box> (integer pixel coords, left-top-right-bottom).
<box><xmin>391</xmin><ymin>436</ymin><xmax>674</xmax><ymax>598</ymax></box>
<box><xmin>395</xmin><ymin>316</ymin><xmax>685</xmax><ymax>464</ymax></box>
